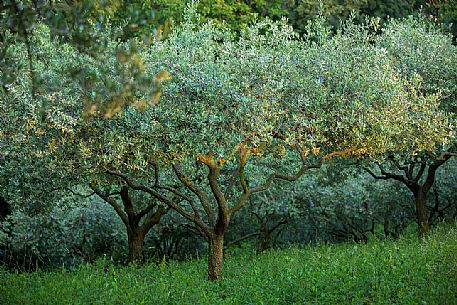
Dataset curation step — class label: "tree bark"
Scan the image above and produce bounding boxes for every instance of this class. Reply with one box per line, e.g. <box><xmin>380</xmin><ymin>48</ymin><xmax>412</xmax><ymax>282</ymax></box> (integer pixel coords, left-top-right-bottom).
<box><xmin>127</xmin><ymin>230</ymin><xmax>145</xmax><ymax>264</ymax></box>
<box><xmin>207</xmin><ymin>233</ymin><xmax>224</xmax><ymax>281</ymax></box>
<box><xmin>414</xmin><ymin>189</ymin><xmax>429</xmax><ymax>236</ymax></box>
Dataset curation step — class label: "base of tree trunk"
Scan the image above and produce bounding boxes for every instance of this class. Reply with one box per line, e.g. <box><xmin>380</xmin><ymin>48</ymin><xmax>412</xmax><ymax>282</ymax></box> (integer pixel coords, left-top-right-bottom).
<box><xmin>128</xmin><ymin>232</ymin><xmax>145</xmax><ymax>264</ymax></box>
<box><xmin>208</xmin><ymin>234</ymin><xmax>224</xmax><ymax>280</ymax></box>
<box><xmin>415</xmin><ymin>191</ymin><xmax>430</xmax><ymax>236</ymax></box>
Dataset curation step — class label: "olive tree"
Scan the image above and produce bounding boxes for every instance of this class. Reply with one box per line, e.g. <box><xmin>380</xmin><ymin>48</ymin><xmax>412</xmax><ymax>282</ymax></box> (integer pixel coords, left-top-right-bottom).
<box><xmin>364</xmin><ymin>17</ymin><xmax>456</xmax><ymax>235</ymax></box>
<box><xmin>1</xmin><ymin>8</ymin><xmax>450</xmax><ymax>280</ymax></box>
<box><xmin>0</xmin><ymin>22</ymin><xmax>169</xmax><ymax>263</ymax></box>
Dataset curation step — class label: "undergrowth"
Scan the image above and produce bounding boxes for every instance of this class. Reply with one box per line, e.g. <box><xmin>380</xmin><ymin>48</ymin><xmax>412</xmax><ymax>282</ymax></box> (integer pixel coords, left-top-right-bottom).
<box><xmin>1</xmin><ymin>224</ymin><xmax>456</xmax><ymax>304</ymax></box>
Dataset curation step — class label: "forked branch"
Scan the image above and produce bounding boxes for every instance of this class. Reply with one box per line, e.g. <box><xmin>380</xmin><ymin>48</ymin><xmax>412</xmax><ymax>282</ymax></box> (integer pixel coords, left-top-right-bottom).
<box><xmin>107</xmin><ymin>170</ymin><xmax>210</xmax><ymax>236</ymax></box>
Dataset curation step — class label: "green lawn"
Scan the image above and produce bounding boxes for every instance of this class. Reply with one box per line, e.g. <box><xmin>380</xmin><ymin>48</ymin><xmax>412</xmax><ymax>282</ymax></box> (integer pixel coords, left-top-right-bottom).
<box><xmin>1</xmin><ymin>224</ymin><xmax>456</xmax><ymax>305</ymax></box>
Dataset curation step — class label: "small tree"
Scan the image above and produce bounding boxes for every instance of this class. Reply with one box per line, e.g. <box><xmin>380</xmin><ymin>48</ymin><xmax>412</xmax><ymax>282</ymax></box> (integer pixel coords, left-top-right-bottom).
<box><xmin>364</xmin><ymin>153</ymin><xmax>455</xmax><ymax>235</ymax></box>
<box><xmin>0</xmin><ymin>22</ymin><xmax>169</xmax><ymax>263</ymax></box>
<box><xmin>364</xmin><ymin>17</ymin><xmax>457</xmax><ymax>235</ymax></box>
<box><xmin>89</xmin><ymin>184</ymin><xmax>167</xmax><ymax>263</ymax></box>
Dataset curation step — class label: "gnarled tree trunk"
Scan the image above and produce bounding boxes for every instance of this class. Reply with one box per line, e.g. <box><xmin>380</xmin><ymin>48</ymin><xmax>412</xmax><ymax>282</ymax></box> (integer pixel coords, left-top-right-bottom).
<box><xmin>127</xmin><ymin>229</ymin><xmax>146</xmax><ymax>264</ymax></box>
<box><xmin>208</xmin><ymin>233</ymin><xmax>224</xmax><ymax>281</ymax></box>
<box><xmin>91</xmin><ymin>183</ymin><xmax>167</xmax><ymax>265</ymax></box>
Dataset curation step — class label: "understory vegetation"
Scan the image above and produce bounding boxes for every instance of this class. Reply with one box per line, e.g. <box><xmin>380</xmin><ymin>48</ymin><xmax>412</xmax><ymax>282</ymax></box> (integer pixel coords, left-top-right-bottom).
<box><xmin>1</xmin><ymin>224</ymin><xmax>456</xmax><ymax>304</ymax></box>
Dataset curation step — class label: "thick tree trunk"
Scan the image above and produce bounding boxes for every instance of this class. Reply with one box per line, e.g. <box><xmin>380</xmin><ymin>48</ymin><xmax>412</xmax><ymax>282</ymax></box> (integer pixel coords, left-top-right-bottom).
<box><xmin>208</xmin><ymin>233</ymin><xmax>224</xmax><ymax>281</ymax></box>
<box><xmin>414</xmin><ymin>190</ymin><xmax>429</xmax><ymax>236</ymax></box>
<box><xmin>127</xmin><ymin>230</ymin><xmax>145</xmax><ymax>264</ymax></box>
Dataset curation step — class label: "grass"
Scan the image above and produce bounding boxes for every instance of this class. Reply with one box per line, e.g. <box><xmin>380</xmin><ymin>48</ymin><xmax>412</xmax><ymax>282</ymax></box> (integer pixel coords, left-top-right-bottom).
<box><xmin>1</xmin><ymin>224</ymin><xmax>456</xmax><ymax>305</ymax></box>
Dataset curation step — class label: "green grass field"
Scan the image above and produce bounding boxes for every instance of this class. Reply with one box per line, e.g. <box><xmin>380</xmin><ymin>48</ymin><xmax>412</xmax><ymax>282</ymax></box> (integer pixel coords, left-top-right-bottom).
<box><xmin>1</xmin><ymin>224</ymin><xmax>456</xmax><ymax>305</ymax></box>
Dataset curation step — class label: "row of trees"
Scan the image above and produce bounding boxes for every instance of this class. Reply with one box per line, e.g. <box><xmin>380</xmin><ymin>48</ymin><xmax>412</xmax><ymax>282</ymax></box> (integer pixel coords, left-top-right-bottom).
<box><xmin>1</xmin><ymin>3</ymin><xmax>456</xmax><ymax>280</ymax></box>
<box><xmin>2</xmin><ymin>159</ymin><xmax>455</xmax><ymax>269</ymax></box>
<box><xmin>134</xmin><ymin>0</ymin><xmax>457</xmax><ymax>36</ymax></box>
<box><xmin>2</xmin><ymin>1</ymin><xmax>454</xmax><ymax>41</ymax></box>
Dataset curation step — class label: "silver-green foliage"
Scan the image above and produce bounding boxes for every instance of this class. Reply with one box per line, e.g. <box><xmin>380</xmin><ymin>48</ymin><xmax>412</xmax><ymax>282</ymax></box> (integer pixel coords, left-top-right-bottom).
<box><xmin>1</xmin><ymin>198</ymin><xmax>126</xmax><ymax>268</ymax></box>
<box><xmin>3</xmin><ymin>13</ymin><xmax>450</xmax><ymax>176</ymax></box>
<box><xmin>378</xmin><ymin>16</ymin><xmax>457</xmax><ymax>144</ymax></box>
<box><xmin>0</xmin><ymin>9</ymin><xmax>453</xmax><ymax>253</ymax></box>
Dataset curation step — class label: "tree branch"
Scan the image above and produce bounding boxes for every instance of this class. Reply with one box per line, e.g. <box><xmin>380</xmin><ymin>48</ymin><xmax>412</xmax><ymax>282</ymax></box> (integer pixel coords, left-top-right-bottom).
<box><xmin>142</xmin><ymin>205</ymin><xmax>167</xmax><ymax>234</ymax></box>
<box><xmin>406</xmin><ymin>162</ymin><xmax>415</xmax><ymax>181</ymax></box>
<box><xmin>392</xmin><ymin>158</ymin><xmax>408</xmax><ymax>172</ymax></box>
<box><xmin>137</xmin><ymin>198</ymin><xmax>158</xmax><ymax>221</ymax></box>
<box><xmin>150</xmin><ymin>162</ymin><xmax>200</xmax><ymax>219</ymax></box>
<box><xmin>423</xmin><ymin>154</ymin><xmax>452</xmax><ymax>194</ymax></box>
<box><xmin>89</xmin><ymin>183</ymin><xmax>129</xmax><ymax>227</ymax></box>
<box><xmin>205</xmin><ymin>161</ymin><xmax>229</xmax><ymax>221</ymax></box>
<box><xmin>363</xmin><ymin>166</ymin><xmax>388</xmax><ymax>180</ymax></box>
<box><xmin>224</xmin><ymin>232</ymin><xmax>260</xmax><ymax>250</ymax></box>
<box><xmin>120</xmin><ymin>186</ymin><xmax>137</xmax><ymax>226</ymax></box>
<box><xmin>269</xmin><ymin>218</ymin><xmax>288</xmax><ymax>233</ymax></box>
<box><xmin>413</xmin><ymin>162</ymin><xmax>426</xmax><ymax>184</ymax></box>
<box><xmin>230</xmin><ymin>148</ymin><xmax>252</xmax><ymax>214</ymax></box>
<box><xmin>172</xmin><ymin>163</ymin><xmax>213</xmax><ymax>223</ymax></box>
<box><xmin>156</xmin><ymin>184</ymin><xmax>200</xmax><ymax>220</ymax></box>
<box><xmin>377</xmin><ymin>163</ymin><xmax>408</xmax><ymax>184</ymax></box>
<box><xmin>250</xmin><ymin>157</ymin><xmax>321</xmax><ymax>194</ymax></box>
<box><xmin>49</xmin><ymin>186</ymin><xmax>96</xmax><ymax>198</ymax></box>
<box><xmin>181</xmin><ymin>223</ymin><xmax>208</xmax><ymax>240</ymax></box>
<box><xmin>107</xmin><ymin>170</ymin><xmax>210</xmax><ymax>236</ymax></box>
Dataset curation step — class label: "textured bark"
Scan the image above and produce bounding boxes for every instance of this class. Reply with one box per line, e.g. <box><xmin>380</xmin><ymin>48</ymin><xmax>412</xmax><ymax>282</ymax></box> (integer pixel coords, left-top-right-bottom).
<box><xmin>127</xmin><ymin>230</ymin><xmax>145</xmax><ymax>264</ymax></box>
<box><xmin>208</xmin><ymin>233</ymin><xmax>224</xmax><ymax>281</ymax></box>
<box><xmin>414</xmin><ymin>190</ymin><xmax>430</xmax><ymax>236</ymax></box>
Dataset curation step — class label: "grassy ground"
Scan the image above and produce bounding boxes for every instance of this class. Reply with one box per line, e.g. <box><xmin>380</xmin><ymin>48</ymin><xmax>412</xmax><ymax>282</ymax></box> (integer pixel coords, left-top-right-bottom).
<box><xmin>1</xmin><ymin>224</ymin><xmax>456</xmax><ymax>305</ymax></box>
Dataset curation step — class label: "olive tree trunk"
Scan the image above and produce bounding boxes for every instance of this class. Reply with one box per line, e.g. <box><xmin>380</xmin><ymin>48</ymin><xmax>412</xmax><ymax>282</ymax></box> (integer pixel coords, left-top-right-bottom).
<box><xmin>207</xmin><ymin>233</ymin><xmax>225</xmax><ymax>280</ymax></box>
<box><xmin>127</xmin><ymin>230</ymin><xmax>146</xmax><ymax>264</ymax></box>
<box><xmin>414</xmin><ymin>189</ymin><xmax>429</xmax><ymax>236</ymax></box>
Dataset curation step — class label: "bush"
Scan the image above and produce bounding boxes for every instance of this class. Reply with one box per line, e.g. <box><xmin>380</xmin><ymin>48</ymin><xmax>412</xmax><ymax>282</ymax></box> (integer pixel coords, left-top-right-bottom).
<box><xmin>0</xmin><ymin>200</ymin><xmax>127</xmax><ymax>270</ymax></box>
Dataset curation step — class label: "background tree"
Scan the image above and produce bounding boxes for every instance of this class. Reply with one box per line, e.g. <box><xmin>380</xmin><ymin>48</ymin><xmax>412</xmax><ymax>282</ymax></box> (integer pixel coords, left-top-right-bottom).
<box><xmin>285</xmin><ymin>165</ymin><xmax>412</xmax><ymax>243</ymax></box>
<box><xmin>225</xmin><ymin>181</ymin><xmax>302</xmax><ymax>253</ymax></box>
<box><xmin>89</xmin><ymin>184</ymin><xmax>168</xmax><ymax>263</ymax></box>
<box><xmin>284</xmin><ymin>0</ymin><xmax>368</xmax><ymax>33</ymax></box>
<box><xmin>364</xmin><ymin>153</ymin><xmax>455</xmax><ymax>235</ymax></box>
<box><xmin>0</xmin><ymin>198</ymin><xmax>127</xmax><ymax>270</ymax></box>
<box><xmin>0</xmin><ymin>20</ymin><xmax>171</xmax><ymax>263</ymax></box>
<box><xmin>146</xmin><ymin>0</ymin><xmax>287</xmax><ymax>33</ymax></box>
<box><xmin>423</xmin><ymin>0</ymin><xmax>457</xmax><ymax>40</ymax></box>
<box><xmin>364</xmin><ymin>16</ymin><xmax>457</xmax><ymax>235</ymax></box>
<box><xmin>361</xmin><ymin>0</ymin><xmax>424</xmax><ymax>22</ymax></box>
